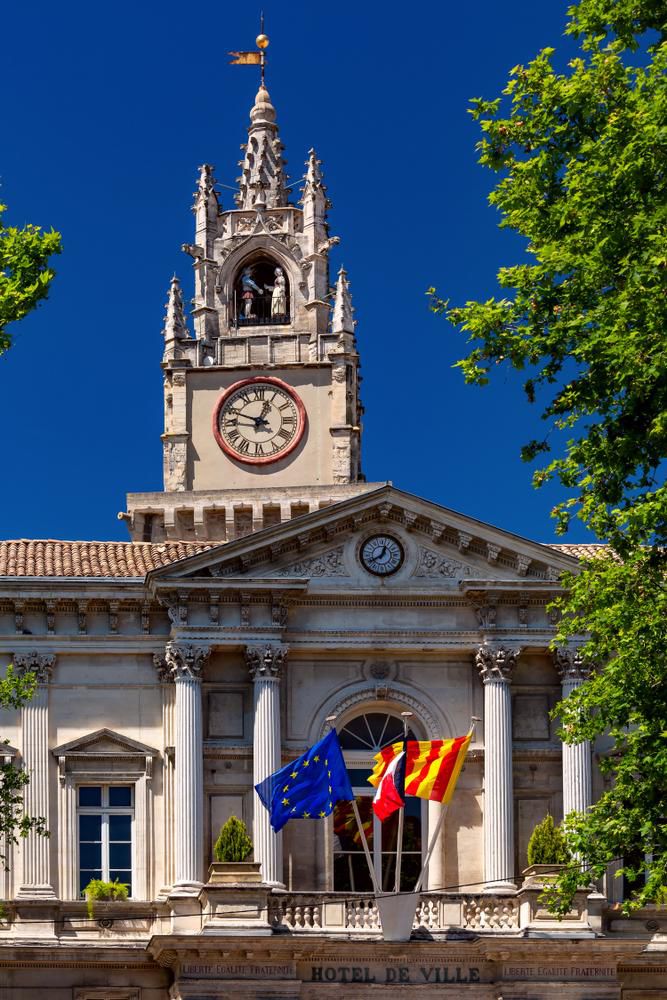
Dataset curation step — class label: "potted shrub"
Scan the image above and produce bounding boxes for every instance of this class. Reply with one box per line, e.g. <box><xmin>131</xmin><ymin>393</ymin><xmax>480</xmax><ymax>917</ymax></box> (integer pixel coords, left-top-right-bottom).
<box><xmin>523</xmin><ymin>813</ymin><xmax>570</xmax><ymax>884</ymax></box>
<box><xmin>83</xmin><ymin>878</ymin><xmax>129</xmax><ymax>919</ymax></box>
<box><xmin>208</xmin><ymin>815</ymin><xmax>262</xmax><ymax>884</ymax></box>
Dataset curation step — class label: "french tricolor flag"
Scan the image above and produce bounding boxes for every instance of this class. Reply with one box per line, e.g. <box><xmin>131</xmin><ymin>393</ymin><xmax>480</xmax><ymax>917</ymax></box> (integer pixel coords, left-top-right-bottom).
<box><xmin>372</xmin><ymin>746</ymin><xmax>406</xmax><ymax>821</ymax></box>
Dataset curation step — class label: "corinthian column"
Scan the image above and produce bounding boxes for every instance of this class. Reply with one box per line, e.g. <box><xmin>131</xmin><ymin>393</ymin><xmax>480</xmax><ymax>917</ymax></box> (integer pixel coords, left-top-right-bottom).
<box><xmin>15</xmin><ymin>652</ymin><xmax>56</xmax><ymax>899</ymax></box>
<box><xmin>554</xmin><ymin>647</ymin><xmax>592</xmax><ymax>819</ymax></box>
<box><xmin>164</xmin><ymin>642</ymin><xmax>210</xmax><ymax>893</ymax></box>
<box><xmin>245</xmin><ymin>644</ymin><xmax>287</xmax><ymax>886</ymax></box>
<box><xmin>476</xmin><ymin>644</ymin><xmax>521</xmax><ymax>893</ymax></box>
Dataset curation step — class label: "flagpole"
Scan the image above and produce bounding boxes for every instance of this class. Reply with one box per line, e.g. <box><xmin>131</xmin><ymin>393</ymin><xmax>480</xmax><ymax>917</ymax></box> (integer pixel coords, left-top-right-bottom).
<box><xmin>412</xmin><ymin>717</ymin><xmax>480</xmax><ymax>894</ymax></box>
<box><xmin>413</xmin><ymin>804</ymin><xmax>449</xmax><ymax>893</ymax></box>
<box><xmin>394</xmin><ymin>712</ymin><xmax>413</xmax><ymax>894</ymax></box>
<box><xmin>351</xmin><ymin>798</ymin><xmax>381</xmax><ymax>895</ymax></box>
<box><xmin>325</xmin><ymin>714</ymin><xmax>381</xmax><ymax>896</ymax></box>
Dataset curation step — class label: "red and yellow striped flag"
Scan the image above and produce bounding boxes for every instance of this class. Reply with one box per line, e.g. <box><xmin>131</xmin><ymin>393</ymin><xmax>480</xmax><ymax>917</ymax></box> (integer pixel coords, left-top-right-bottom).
<box><xmin>404</xmin><ymin>730</ymin><xmax>473</xmax><ymax>804</ymax></box>
<box><xmin>368</xmin><ymin>740</ymin><xmax>403</xmax><ymax>788</ymax></box>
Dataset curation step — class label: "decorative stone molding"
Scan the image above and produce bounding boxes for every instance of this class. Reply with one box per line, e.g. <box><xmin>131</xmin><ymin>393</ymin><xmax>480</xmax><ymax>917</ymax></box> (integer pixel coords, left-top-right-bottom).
<box><xmin>413</xmin><ymin>546</ymin><xmax>480</xmax><ymax>580</ymax></box>
<box><xmin>516</xmin><ymin>554</ymin><xmax>532</xmax><ymax>577</ymax></box>
<box><xmin>468</xmin><ymin>592</ymin><xmax>497</xmax><ymax>629</ymax></box>
<box><xmin>553</xmin><ymin>646</ymin><xmax>591</xmax><ymax>682</ymax></box>
<box><xmin>14</xmin><ymin>600</ymin><xmax>24</xmax><ymax>635</ymax></box>
<box><xmin>317</xmin><ymin>686</ymin><xmax>443</xmax><ymax>741</ymax></box>
<box><xmin>163</xmin><ymin>642</ymin><xmax>211</xmax><ymax>680</ymax></box>
<box><xmin>275</xmin><ymin>545</ymin><xmax>347</xmax><ymax>578</ymax></box>
<box><xmin>475</xmin><ymin>645</ymin><xmax>522</xmax><ymax>683</ymax></box>
<box><xmin>486</xmin><ymin>542</ymin><xmax>501</xmax><ymax>563</ymax></box>
<box><xmin>458</xmin><ymin>531</ymin><xmax>472</xmax><ymax>552</ymax></box>
<box><xmin>245</xmin><ymin>644</ymin><xmax>288</xmax><ymax>680</ymax></box>
<box><xmin>14</xmin><ymin>651</ymin><xmax>56</xmax><ymax>684</ymax></box>
<box><xmin>45</xmin><ymin>600</ymin><xmax>56</xmax><ymax>635</ymax></box>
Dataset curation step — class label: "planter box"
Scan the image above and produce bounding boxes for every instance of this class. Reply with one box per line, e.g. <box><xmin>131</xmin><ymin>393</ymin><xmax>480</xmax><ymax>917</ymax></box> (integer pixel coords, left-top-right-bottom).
<box><xmin>522</xmin><ymin>863</ymin><xmax>567</xmax><ymax>887</ymax></box>
<box><xmin>207</xmin><ymin>861</ymin><xmax>263</xmax><ymax>885</ymax></box>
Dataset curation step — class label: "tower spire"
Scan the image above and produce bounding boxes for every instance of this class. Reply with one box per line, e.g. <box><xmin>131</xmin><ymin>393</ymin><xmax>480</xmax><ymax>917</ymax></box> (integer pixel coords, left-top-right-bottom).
<box><xmin>332</xmin><ymin>265</ymin><xmax>355</xmax><ymax>338</ymax></box>
<box><xmin>236</xmin><ymin>85</ymin><xmax>288</xmax><ymax>210</ymax></box>
<box><xmin>162</xmin><ymin>275</ymin><xmax>189</xmax><ymax>360</ymax></box>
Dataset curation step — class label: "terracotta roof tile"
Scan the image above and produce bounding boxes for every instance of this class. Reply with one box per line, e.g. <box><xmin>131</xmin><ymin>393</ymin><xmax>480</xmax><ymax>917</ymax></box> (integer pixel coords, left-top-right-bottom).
<box><xmin>545</xmin><ymin>543</ymin><xmax>610</xmax><ymax>559</ymax></box>
<box><xmin>0</xmin><ymin>540</ymin><xmax>214</xmax><ymax>579</ymax></box>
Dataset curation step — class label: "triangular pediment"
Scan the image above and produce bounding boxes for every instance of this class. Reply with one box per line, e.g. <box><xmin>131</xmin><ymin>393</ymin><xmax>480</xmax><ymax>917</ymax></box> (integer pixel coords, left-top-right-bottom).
<box><xmin>146</xmin><ymin>485</ymin><xmax>578</xmax><ymax>590</ymax></box>
<box><xmin>52</xmin><ymin>728</ymin><xmax>159</xmax><ymax>758</ymax></box>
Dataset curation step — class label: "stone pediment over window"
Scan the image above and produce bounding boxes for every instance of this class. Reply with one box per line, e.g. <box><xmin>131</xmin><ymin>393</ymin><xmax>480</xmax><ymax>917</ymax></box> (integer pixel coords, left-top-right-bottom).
<box><xmin>145</xmin><ymin>484</ymin><xmax>579</xmax><ymax>589</ymax></box>
<box><xmin>52</xmin><ymin>729</ymin><xmax>159</xmax><ymax>779</ymax></box>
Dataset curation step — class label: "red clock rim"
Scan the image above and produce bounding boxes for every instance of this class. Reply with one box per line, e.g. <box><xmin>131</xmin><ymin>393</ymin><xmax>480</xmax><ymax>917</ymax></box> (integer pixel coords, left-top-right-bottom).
<box><xmin>212</xmin><ymin>376</ymin><xmax>307</xmax><ymax>466</ymax></box>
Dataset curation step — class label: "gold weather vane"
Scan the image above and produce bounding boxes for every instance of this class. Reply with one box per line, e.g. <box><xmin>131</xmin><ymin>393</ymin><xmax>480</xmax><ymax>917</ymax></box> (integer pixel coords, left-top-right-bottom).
<box><xmin>229</xmin><ymin>13</ymin><xmax>270</xmax><ymax>87</ymax></box>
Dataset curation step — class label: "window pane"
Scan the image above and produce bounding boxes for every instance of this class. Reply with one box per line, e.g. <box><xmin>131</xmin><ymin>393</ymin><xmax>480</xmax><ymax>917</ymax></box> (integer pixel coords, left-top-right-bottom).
<box><xmin>333</xmin><ymin>797</ymin><xmax>373</xmax><ymax>852</ymax></box>
<box><xmin>333</xmin><ymin>852</ymin><xmax>374</xmax><ymax>892</ymax></box>
<box><xmin>347</xmin><ymin>768</ymin><xmax>372</xmax><ymax>787</ymax></box>
<box><xmin>79</xmin><ymin>843</ymin><xmax>102</xmax><ymax>869</ymax></box>
<box><xmin>109</xmin><ymin>814</ymin><xmax>131</xmax><ymax>841</ymax></box>
<box><xmin>80</xmin><ymin>869</ymin><xmax>102</xmax><ymax>894</ymax></box>
<box><xmin>79</xmin><ymin>786</ymin><xmax>102</xmax><ymax>807</ymax></box>
<box><xmin>109</xmin><ymin>843</ymin><xmax>131</xmax><ymax>869</ymax></box>
<box><xmin>109</xmin><ymin>786</ymin><xmax>132</xmax><ymax>807</ymax></box>
<box><xmin>79</xmin><ymin>814</ymin><xmax>102</xmax><ymax>841</ymax></box>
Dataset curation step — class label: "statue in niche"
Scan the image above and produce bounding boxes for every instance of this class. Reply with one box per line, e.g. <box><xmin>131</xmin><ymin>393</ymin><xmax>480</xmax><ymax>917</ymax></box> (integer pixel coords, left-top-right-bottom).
<box><xmin>240</xmin><ymin>267</ymin><xmax>263</xmax><ymax>319</ymax></box>
<box><xmin>266</xmin><ymin>266</ymin><xmax>287</xmax><ymax>320</ymax></box>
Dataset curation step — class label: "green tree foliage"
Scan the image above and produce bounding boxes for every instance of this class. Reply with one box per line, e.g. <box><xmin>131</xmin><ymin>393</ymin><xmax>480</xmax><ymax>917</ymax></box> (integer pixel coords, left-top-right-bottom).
<box><xmin>214</xmin><ymin>815</ymin><xmax>254</xmax><ymax>862</ymax></box>
<box><xmin>0</xmin><ymin>202</ymin><xmax>60</xmax><ymax>860</ymax></box>
<box><xmin>0</xmin><ymin>203</ymin><xmax>61</xmax><ymax>355</ymax></box>
<box><xmin>431</xmin><ymin>0</ymin><xmax>667</xmax><ymax>912</ymax></box>
<box><xmin>527</xmin><ymin>814</ymin><xmax>570</xmax><ymax>866</ymax></box>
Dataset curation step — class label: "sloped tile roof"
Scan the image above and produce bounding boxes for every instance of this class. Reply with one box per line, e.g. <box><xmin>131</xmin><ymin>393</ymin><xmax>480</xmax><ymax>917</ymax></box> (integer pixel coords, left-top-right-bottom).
<box><xmin>0</xmin><ymin>537</ymin><xmax>602</xmax><ymax>579</ymax></box>
<box><xmin>546</xmin><ymin>543</ymin><xmax>610</xmax><ymax>560</ymax></box>
<box><xmin>0</xmin><ymin>540</ymin><xmax>213</xmax><ymax>578</ymax></box>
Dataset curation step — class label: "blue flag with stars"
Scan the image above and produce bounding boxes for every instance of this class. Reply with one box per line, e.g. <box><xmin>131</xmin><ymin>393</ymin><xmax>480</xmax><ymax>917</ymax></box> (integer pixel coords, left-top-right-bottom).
<box><xmin>255</xmin><ymin>729</ymin><xmax>353</xmax><ymax>832</ymax></box>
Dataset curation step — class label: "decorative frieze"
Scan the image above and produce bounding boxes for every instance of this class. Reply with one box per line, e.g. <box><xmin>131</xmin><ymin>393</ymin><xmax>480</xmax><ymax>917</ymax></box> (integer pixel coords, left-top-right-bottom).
<box><xmin>414</xmin><ymin>546</ymin><xmax>475</xmax><ymax>579</ymax></box>
<box><xmin>276</xmin><ymin>546</ymin><xmax>347</xmax><ymax>578</ymax></box>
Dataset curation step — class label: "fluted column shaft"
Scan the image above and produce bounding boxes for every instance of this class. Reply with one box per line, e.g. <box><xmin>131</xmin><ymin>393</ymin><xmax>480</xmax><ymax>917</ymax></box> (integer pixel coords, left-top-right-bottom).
<box><xmin>555</xmin><ymin>649</ymin><xmax>592</xmax><ymax>819</ymax></box>
<box><xmin>15</xmin><ymin>653</ymin><xmax>55</xmax><ymax>898</ymax></box>
<box><xmin>163</xmin><ymin>643</ymin><xmax>209</xmax><ymax>893</ymax></box>
<box><xmin>246</xmin><ymin>644</ymin><xmax>287</xmax><ymax>886</ymax></box>
<box><xmin>476</xmin><ymin>645</ymin><xmax>521</xmax><ymax>893</ymax></box>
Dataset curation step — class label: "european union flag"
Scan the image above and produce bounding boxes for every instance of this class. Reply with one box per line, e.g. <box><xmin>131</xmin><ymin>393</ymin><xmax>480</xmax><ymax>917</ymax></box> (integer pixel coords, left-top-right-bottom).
<box><xmin>255</xmin><ymin>729</ymin><xmax>353</xmax><ymax>832</ymax></box>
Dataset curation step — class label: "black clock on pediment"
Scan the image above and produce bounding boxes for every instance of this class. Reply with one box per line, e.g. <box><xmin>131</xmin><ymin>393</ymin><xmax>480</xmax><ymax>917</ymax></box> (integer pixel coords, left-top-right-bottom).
<box><xmin>359</xmin><ymin>535</ymin><xmax>404</xmax><ymax>576</ymax></box>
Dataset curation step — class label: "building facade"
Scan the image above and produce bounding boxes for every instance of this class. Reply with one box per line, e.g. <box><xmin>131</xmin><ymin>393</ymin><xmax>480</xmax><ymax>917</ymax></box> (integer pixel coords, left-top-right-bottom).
<box><xmin>0</xmin><ymin>82</ymin><xmax>665</xmax><ymax>999</ymax></box>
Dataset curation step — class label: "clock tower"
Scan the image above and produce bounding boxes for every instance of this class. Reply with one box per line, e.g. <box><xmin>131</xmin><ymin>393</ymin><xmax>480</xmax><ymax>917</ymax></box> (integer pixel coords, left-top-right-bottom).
<box><xmin>125</xmin><ymin>82</ymin><xmax>382</xmax><ymax>543</ymax></box>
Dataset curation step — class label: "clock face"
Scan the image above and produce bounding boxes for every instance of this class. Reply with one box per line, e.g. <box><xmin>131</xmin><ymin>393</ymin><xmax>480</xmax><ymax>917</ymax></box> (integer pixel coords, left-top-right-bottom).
<box><xmin>212</xmin><ymin>376</ymin><xmax>306</xmax><ymax>465</ymax></box>
<box><xmin>360</xmin><ymin>535</ymin><xmax>404</xmax><ymax>576</ymax></box>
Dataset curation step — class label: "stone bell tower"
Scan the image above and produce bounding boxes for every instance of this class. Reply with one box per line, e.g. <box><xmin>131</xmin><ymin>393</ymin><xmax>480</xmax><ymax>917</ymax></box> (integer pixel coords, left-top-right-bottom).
<box><xmin>123</xmin><ymin>84</ymin><xmax>379</xmax><ymax>543</ymax></box>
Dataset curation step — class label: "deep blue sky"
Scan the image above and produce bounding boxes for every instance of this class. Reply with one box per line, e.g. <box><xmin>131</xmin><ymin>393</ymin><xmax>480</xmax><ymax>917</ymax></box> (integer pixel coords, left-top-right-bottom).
<box><xmin>2</xmin><ymin>0</ymin><xmax>592</xmax><ymax>544</ymax></box>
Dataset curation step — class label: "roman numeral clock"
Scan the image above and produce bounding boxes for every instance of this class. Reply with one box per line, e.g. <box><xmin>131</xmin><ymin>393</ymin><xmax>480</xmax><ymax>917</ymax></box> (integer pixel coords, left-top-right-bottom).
<box><xmin>213</xmin><ymin>376</ymin><xmax>306</xmax><ymax>464</ymax></box>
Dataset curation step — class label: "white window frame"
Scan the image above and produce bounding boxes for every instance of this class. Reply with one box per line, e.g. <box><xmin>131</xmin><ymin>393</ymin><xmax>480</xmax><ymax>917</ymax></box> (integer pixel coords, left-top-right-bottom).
<box><xmin>52</xmin><ymin>729</ymin><xmax>158</xmax><ymax>901</ymax></box>
<box><xmin>77</xmin><ymin>784</ymin><xmax>135</xmax><ymax>896</ymax></box>
<box><xmin>332</xmin><ymin>710</ymin><xmax>426</xmax><ymax>892</ymax></box>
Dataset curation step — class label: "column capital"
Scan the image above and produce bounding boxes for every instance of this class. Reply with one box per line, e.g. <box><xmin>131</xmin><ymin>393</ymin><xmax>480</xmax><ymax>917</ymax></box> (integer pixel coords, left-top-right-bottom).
<box><xmin>475</xmin><ymin>644</ymin><xmax>522</xmax><ymax>683</ymax></box>
<box><xmin>163</xmin><ymin>642</ymin><xmax>210</xmax><ymax>681</ymax></box>
<box><xmin>553</xmin><ymin>646</ymin><xmax>591</xmax><ymax>682</ymax></box>
<box><xmin>245</xmin><ymin>643</ymin><xmax>288</xmax><ymax>681</ymax></box>
<box><xmin>14</xmin><ymin>651</ymin><xmax>56</xmax><ymax>684</ymax></box>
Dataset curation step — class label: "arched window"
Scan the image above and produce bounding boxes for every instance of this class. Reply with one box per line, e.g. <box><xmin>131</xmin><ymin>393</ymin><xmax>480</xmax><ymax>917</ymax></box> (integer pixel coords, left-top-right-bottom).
<box><xmin>233</xmin><ymin>257</ymin><xmax>290</xmax><ymax>327</ymax></box>
<box><xmin>333</xmin><ymin>711</ymin><xmax>423</xmax><ymax>893</ymax></box>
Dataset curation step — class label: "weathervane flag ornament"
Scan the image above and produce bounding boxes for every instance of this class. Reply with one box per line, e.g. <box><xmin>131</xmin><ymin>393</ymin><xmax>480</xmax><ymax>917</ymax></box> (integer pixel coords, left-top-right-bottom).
<box><xmin>229</xmin><ymin>15</ymin><xmax>270</xmax><ymax>85</ymax></box>
<box><xmin>255</xmin><ymin>729</ymin><xmax>353</xmax><ymax>832</ymax></box>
